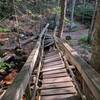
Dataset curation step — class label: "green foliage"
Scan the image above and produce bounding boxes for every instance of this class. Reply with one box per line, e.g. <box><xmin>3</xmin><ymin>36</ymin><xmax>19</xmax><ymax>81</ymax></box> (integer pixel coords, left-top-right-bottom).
<box><xmin>79</xmin><ymin>35</ymin><xmax>92</xmax><ymax>52</ymax></box>
<box><xmin>64</xmin><ymin>17</ymin><xmax>70</xmax><ymax>25</ymax></box>
<box><xmin>0</xmin><ymin>0</ymin><xmax>13</xmax><ymax>19</ymax></box>
<box><xmin>52</xmin><ymin>7</ymin><xmax>61</xmax><ymax>15</ymax></box>
<box><xmin>79</xmin><ymin>35</ymin><xmax>88</xmax><ymax>44</ymax></box>
<box><xmin>68</xmin><ymin>3</ymin><xmax>94</xmax><ymax>19</ymax></box>
<box><xmin>0</xmin><ymin>27</ymin><xmax>10</xmax><ymax>32</ymax></box>
<box><xmin>0</xmin><ymin>59</ymin><xmax>11</xmax><ymax>71</ymax></box>
<box><xmin>75</xmin><ymin>3</ymin><xmax>94</xmax><ymax>19</ymax></box>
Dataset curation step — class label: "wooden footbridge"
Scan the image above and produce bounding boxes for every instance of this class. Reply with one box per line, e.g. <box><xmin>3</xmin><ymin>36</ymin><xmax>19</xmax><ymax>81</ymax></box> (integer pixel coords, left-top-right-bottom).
<box><xmin>1</xmin><ymin>24</ymin><xmax>100</xmax><ymax>100</ymax></box>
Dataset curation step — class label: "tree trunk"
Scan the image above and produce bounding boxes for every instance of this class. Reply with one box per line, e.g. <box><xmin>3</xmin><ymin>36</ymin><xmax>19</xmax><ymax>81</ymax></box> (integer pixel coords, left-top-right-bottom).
<box><xmin>91</xmin><ymin>0</ymin><xmax>100</xmax><ymax>74</ymax></box>
<box><xmin>87</xmin><ymin>0</ymin><xmax>98</xmax><ymax>44</ymax></box>
<box><xmin>70</xmin><ymin>0</ymin><xmax>76</xmax><ymax>28</ymax></box>
<box><xmin>57</xmin><ymin>0</ymin><xmax>67</xmax><ymax>38</ymax></box>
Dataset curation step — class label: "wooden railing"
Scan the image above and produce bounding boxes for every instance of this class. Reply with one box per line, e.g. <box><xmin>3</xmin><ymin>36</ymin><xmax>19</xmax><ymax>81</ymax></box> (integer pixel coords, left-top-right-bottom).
<box><xmin>54</xmin><ymin>35</ymin><xmax>100</xmax><ymax>100</ymax></box>
<box><xmin>1</xmin><ymin>23</ymin><xmax>49</xmax><ymax>100</ymax></box>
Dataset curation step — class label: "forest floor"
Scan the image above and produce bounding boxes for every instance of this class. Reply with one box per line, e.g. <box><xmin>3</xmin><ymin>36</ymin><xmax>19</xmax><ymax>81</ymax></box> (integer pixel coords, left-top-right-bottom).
<box><xmin>63</xmin><ymin>23</ymin><xmax>91</xmax><ymax>64</ymax></box>
<box><xmin>0</xmin><ymin>14</ymin><xmax>44</xmax><ymax>98</ymax></box>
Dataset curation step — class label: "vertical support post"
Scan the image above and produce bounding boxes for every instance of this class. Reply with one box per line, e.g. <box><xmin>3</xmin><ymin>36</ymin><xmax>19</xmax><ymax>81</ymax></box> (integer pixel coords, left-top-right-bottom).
<box><xmin>25</xmin><ymin>83</ymin><xmax>31</xmax><ymax>100</ymax></box>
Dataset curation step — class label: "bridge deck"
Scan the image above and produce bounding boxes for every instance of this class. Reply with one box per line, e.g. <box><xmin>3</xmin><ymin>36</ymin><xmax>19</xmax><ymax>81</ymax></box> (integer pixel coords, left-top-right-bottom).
<box><xmin>41</xmin><ymin>49</ymin><xmax>81</xmax><ymax>100</ymax></box>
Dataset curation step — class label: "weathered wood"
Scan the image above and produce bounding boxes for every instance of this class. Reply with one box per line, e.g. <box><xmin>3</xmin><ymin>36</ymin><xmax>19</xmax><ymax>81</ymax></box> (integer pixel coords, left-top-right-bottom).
<box><xmin>25</xmin><ymin>83</ymin><xmax>31</xmax><ymax>100</ymax></box>
<box><xmin>43</xmin><ymin>72</ymin><xmax>68</xmax><ymax>79</ymax></box>
<box><xmin>43</xmin><ymin>60</ymin><xmax>63</xmax><ymax>67</ymax></box>
<box><xmin>41</xmin><ymin>87</ymin><xmax>77</xmax><ymax>96</ymax></box>
<box><xmin>44</xmin><ymin>54</ymin><xmax>59</xmax><ymax>59</ymax></box>
<box><xmin>43</xmin><ymin>56</ymin><xmax>61</xmax><ymax>64</ymax></box>
<box><xmin>55</xmin><ymin>37</ymin><xmax>86</xmax><ymax>100</ymax></box>
<box><xmin>42</xmin><ymin>65</ymin><xmax>65</xmax><ymax>72</ymax></box>
<box><xmin>43</xmin><ymin>64</ymin><xmax>64</xmax><ymax>69</ymax></box>
<box><xmin>43</xmin><ymin>68</ymin><xmax>67</xmax><ymax>75</ymax></box>
<box><xmin>42</xmin><ymin>67</ymin><xmax>65</xmax><ymax>72</ymax></box>
<box><xmin>1</xmin><ymin>23</ymin><xmax>49</xmax><ymax>100</ymax></box>
<box><xmin>41</xmin><ymin>48</ymin><xmax>79</xmax><ymax>100</ymax></box>
<box><xmin>41</xmin><ymin>82</ymin><xmax>74</xmax><ymax>90</ymax></box>
<box><xmin>44</xmin><ymin>56</ymin><xmax>60</xmax><ymax>62</ymax></box>
<box><xmin>31</xmin><ymin>34</ymin><xmax>45</xmax><ymax>100</ymax></box>
<box><xmin>54</xmin><ymin>36</ymin><xmax>100</xmax><ymax>100</ymax></box>
<box><xmin>41</xmin><ymin>94</ymin><xmax>80</xmax><ymax>100</ymax></box>
<box><xmin>42</xmin><ymin>77</ymin><xmax>72</xmax><ymax>84</ymax></box>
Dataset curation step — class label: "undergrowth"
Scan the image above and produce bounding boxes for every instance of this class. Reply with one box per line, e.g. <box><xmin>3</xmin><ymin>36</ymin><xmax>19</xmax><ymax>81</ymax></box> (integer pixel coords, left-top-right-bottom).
<box><xmin>0</xmin><ymin>58</ymin><xmax>11</xmax><ymax>72</ymax></box>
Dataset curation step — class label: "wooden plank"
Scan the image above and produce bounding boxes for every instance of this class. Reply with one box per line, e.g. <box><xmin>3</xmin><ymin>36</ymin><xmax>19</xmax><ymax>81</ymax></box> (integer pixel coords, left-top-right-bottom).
<box><xmin>43</xmin><ymin>63</ymin><xmax>64</xmax><ymax>68</ymax></box>
<box><xmin>44</xmin><ymin>56</ymin><xmax>60</xmax><ymax>62</ymax></box>
<box><xmin>43</xmin><ymin>68</ymin><xmax>67</xmax><ymax>75</ymax></box>
<box><xmin>43</xmin><ymin>57</ymin><xmax>61</xmax><ymax>64</ymax></box>
<box><xmin>42</xmin><ymin>77</ymin><xmax>72</xmax><ymax>84</ymax></box>
<box><xmin>41</xmin><ymin>94</ymin><xmax>80</xmax><ymax>100</ymax></box>
<box><xmin>41</xmin><ymin>87</ymin><xmax>77</xmax><ymax>96</ymax></box>
<box><xmin>43</xmin><ymin>72</ymin><xmax>68</xmax><ymax>79</ymax></box>
<box><xmin>44</xmin><ymin>54</ymin><xmax>59</xmax><ymax>59</ymax></box>
<box><xmin>45</xmin><ymin>52</ymin><xmax>58</xmax><ymax>58</ymax></box>
<box><xmin>54</xmin><ymin>36</ymin><xmax>100</xmax><ymax>100</ymax></box>
<box><xmin>42</xmin><ymin>64</ymin><xmax>65</xmax><ymax>71</ymax></box>
<box><xmin>43</xmin><ymin>60</ymin><xmax>63</xmax><ymax>67</ymax></box>
<box><xmin>46</xmin><ymin>50</ymin><xmax>58</xmax><ymax>56</ymax></box>
<box><xmin>42</xmin><ymin>67</ymin><xmax>65</xmax><ymax>72</ymax></box>
<box><xmin>41</xmin><ymin>82</ymin><xmax>74</xmax><ymax>90</ymax></box>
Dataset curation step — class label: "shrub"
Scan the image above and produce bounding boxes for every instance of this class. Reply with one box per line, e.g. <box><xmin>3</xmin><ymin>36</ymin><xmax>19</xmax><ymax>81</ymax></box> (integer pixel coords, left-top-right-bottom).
<box><xmin>79</xmin><ymin>35</ymin><xmax>88</xmax><ymax>44</ymax></box>
<box><xmin>75</xmin><ymin>3</ymin><xmax>94</xmax><ymax>19</ymax></box>
<box><xmin>0</xmin><ymin>58</ymin><xmax>11</xmax><ymax>71</ymax></box>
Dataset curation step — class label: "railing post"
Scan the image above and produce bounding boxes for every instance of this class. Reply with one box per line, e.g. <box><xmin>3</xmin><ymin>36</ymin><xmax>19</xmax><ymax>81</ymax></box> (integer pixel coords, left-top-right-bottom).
<box><xmin>25</xmin><ymin>83</ymin><xmax>31</xmax><ymax>100</ymax></box>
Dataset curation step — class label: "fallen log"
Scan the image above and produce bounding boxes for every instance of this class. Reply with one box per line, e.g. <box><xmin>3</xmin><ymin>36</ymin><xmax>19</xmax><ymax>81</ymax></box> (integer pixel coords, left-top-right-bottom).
<box><xmin>0</xmin><ymin>36</ymin><xmax>37</xmax><ymax>51</ymax></box>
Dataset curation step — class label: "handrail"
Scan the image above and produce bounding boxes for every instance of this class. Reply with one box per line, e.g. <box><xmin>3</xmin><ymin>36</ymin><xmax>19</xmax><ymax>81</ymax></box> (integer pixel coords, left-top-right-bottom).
<box><xmin>1</xmin><ymin>23</ymin><xmax>49</xmax><ymax>100</ymax></box>
<box><xmin>54</xmin><ymin>35</ymin><xmax>100</xmax><ymax>100</ymax></box>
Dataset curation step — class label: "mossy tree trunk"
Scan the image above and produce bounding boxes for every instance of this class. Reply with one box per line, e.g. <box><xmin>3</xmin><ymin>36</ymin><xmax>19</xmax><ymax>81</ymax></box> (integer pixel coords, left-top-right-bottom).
<box><xmin>91</xmin><ymin>0</ymin><xmax>100</xmax><ymax>74</ymax></box>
